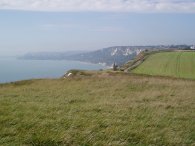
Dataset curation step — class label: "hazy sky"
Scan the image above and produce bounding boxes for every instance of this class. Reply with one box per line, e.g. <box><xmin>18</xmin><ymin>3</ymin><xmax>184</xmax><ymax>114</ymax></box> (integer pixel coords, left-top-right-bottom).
<box><xmin>0</xmin><ymin>0</ymin><xmax>195</xmax><ymax>55</ymax></box>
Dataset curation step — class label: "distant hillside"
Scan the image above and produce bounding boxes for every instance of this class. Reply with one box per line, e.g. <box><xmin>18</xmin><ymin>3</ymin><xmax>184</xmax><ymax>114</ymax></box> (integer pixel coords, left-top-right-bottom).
<box><xmin>132</xmin><ymin>51</ymin><xmax>195</xmax><ymax>79</ymax></box>
<box><xmin>66</xmin><ymin>46</ymin><xmax>145</xmax><ymax>66</ymax></box>
<box><xmin>20</xmin><ymin>45</ymin><xmax>190</xmax><ymax>66</ymax></box>
<box><xmin>19</xmin><ymin>51</ymin><xmax>86</xmax><ymax>60</ymax></box>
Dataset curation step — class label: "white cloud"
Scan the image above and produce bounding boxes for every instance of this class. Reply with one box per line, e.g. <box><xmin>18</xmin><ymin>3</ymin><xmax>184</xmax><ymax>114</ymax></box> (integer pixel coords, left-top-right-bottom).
<box><xmin>0</xmin><ymin>0</ymin><xmax>195</xmax><ymax>13</ymax></box>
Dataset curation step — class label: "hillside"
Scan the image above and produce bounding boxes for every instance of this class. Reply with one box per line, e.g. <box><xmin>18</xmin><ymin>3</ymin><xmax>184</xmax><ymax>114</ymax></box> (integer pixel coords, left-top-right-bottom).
<box><xmin>66</xmin><ymin>46</ymin><xmax>143</xmax><ymax>66</ymax></box>
<box><xmin>131</xmin><ymin>51</ymin><xmax>195</xmax><ymax>79</ymax></box>
<box><xmin>0</xmin><ymin>72</ymin><xmax>195</xmax><ymax>145</ymax></box>
<box><xmin>20</xmin><ymin>46</ymin><xmax>145</xmax><ymax>66</ymax></box>
<box><xmin>20</xmin><ymin>45</ymin><xmax>190</xmax><ymax>66</ymax></box>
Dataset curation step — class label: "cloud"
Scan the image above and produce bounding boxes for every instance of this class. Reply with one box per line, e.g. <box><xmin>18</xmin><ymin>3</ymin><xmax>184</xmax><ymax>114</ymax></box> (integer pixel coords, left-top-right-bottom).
<box><xmin>0</xmin><ymin>0</ymin><xmax>195</xmax><ymax>13</ymax></box>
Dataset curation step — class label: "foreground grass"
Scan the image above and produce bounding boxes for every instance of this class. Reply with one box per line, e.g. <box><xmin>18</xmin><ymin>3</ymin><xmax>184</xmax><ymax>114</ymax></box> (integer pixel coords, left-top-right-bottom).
<box><xmin>132</xmin><ymin>51</ymin><xmax>195</xmax><ymax>79</ymax></box>
<box><xmin>0</xmin><ymin>73</ymin><xmax>195</xmax><ymax>145</ymax></box>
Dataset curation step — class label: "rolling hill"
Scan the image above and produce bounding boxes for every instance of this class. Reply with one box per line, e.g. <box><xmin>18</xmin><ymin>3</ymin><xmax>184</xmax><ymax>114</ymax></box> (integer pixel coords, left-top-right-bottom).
<box><xmin>0</xmin><ymin>72</ymin><xmax>195</xmax><ymax>145</ymax></box>
<box><xmin>132</xmin><ymin>51</ymin><xmax>195</xmax><ymax>79</ymax></box>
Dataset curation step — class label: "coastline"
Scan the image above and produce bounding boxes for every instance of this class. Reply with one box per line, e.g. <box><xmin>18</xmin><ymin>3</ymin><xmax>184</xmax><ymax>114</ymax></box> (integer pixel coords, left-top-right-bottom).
<box><xmin>0</xmin><ymin>58</ymin><xmax>107</xmax><ymax>84</ymax></box>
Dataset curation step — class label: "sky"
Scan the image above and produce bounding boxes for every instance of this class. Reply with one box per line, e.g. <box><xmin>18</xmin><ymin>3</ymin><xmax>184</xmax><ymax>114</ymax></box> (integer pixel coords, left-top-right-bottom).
<box><xmin>0</xmin><ymin>0</ymin><xmax>195</xmax><ymax>55</ymax></box>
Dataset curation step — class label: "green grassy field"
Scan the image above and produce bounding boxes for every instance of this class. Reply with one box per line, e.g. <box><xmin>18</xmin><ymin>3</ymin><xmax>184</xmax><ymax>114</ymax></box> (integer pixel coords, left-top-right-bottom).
<box><xmin>0</xmin><ymin>72</ymin><xmax>195</xmax><ymax>145</ymax></box>
<box><xmin>132</xmin><ymin>51</ymin><xmax>195</xmax><ymax>79</ymax></box>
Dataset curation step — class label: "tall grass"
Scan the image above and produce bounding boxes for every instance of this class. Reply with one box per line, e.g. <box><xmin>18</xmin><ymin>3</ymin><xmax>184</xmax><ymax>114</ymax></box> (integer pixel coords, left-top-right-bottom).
<box><xmin>0</xmin><ymin>73</ymin><xmax>195</xmax><ymax>145</ymax></box>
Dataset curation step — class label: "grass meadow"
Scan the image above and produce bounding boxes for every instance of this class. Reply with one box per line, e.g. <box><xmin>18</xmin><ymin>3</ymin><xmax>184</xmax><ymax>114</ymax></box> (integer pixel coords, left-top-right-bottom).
<box><xmin>0</xmin><ymin>72</ymin><xmax>195</xmax><ymax>145</ymax></box>
<box><xmin>132</xmin><ymin>51</ymin><xmax>195</xmax><ymax>79</ymax></box>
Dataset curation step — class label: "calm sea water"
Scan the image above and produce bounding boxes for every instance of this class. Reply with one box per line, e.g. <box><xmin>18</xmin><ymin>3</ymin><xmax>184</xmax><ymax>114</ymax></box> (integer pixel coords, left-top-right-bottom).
<box><xmin>0</xmin><ymin>57</ymin><xmax>106</xmax><ymax>83</ymax></box>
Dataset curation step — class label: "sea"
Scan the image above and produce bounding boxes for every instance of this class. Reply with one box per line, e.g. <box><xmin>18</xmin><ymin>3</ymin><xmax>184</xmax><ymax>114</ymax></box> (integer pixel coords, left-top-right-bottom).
<box><xmin>0</xmin><ymin>57</ymin><xmax>107</xmax><ymax>83</ymax></box>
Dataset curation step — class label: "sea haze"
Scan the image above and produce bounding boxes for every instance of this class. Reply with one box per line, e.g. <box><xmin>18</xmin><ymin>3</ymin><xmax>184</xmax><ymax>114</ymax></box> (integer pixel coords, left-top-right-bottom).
<box><xmin>0</xmin><ymin>57</ymin><xmax>106</xmax><ymax>83</ymax></box>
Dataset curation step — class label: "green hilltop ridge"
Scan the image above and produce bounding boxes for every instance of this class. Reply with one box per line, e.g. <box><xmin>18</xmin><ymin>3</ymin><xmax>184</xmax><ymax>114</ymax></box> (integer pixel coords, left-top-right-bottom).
<box><xmin>0</xmin><ymin>50</ymin><xmax>195</xmax><ymax>145</ymax></box>
<box><xmin>130</xmin><ymin>50</ymin><xmax>195</xmax><ymax>80</ymax></box>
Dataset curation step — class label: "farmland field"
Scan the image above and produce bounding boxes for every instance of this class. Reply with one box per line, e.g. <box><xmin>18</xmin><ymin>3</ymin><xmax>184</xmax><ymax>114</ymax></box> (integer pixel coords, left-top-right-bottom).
<box><xmin>0</xmin><ymin>72</ymin><xmax>195</xmax><ymax>145</ymax></box>
<box><xmin>132</xmin><ymin>51</ymin><xmax>195</xmax><ymax>79</ymax></box>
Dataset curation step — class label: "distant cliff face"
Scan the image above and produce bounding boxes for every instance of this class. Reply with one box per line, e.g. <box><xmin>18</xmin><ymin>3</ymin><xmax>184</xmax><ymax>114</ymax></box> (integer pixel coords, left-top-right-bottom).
<box><xmin>20</xmin><ymin>45</ymin><xmax>190</xmax><ymax>66</ymax></box>
<box><xmin>68</xmin><ymin>45</ymin><xmax>190</xmax><ymax>66</ymax></box>
<box><xmin>20</xmin><ymin>46</ymin><xmax>144</xmax><ymax>66</ymax></box>
<box><xmin>70</xmin><ymin>46</ymin><xmax>144</xmax><ymax>66</ymax></box>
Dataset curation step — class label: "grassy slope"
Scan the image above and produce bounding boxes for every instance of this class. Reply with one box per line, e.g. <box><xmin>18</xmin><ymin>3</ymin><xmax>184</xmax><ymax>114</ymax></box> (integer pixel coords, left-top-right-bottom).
<box><xmin>0</xmin><ymin>73</ymin><xmax>195</xmax><ymax>145</ymax></box>
<box><xmin>132</xmin><ymin>51</ymin><xmax>195</xmax><ymax>79</ymax></box>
